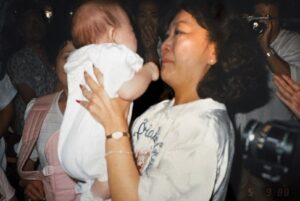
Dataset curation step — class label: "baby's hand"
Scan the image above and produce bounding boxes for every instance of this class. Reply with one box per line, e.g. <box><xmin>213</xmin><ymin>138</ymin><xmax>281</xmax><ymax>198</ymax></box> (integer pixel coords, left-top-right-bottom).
<box><xmin>144</xmin><ymin>61</ymin><xmax>159</xmax><ymax>81</ymax></box>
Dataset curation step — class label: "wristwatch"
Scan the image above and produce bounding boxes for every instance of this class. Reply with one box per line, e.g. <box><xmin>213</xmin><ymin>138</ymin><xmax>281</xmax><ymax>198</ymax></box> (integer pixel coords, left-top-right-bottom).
<box><xmin>265</xmin><ymin>48</ymin><xmax>276</xmax><ymax>57</ymax></box>
<box><xmin>106</xmin><ymin>131</ymin><xmax>130</xmax><ymax>140</ymax></box>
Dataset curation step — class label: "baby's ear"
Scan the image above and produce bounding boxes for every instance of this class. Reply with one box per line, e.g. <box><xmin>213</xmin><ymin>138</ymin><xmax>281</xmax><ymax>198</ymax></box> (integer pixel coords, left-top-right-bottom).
<box><xmin>108</xmin><ymin>26</ymin><xmax>116</xmax><ymax>42</ymax></box>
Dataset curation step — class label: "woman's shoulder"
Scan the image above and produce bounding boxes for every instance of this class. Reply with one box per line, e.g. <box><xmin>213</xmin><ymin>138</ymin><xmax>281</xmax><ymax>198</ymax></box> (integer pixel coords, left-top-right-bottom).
<box><xmin>177</xmin><ymin>99</ymin><xmax>233</xmax><ymax>143</ymax></box>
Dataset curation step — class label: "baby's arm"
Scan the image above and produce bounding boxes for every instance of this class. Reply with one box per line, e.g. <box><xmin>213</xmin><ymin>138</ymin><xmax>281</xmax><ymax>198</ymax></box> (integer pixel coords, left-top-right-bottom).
<box><xmin>118</xmin><ymin>62</ymin><xmax>159</xmax><ymax>101</ymax></box>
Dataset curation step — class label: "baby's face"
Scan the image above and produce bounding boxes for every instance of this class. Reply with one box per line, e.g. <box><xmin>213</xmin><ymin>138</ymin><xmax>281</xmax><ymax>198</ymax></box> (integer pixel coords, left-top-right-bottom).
<box><xmin>113</xmin><ymin>8</ymin><xmax>137</xmax><ymax>52</ymax></box>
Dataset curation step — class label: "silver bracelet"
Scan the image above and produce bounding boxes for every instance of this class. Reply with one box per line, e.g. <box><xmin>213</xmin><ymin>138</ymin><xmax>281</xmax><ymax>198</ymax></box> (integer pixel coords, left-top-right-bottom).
<box><xmin>105</xmin><ymin>150</ymin><xmax>133</xmax><ymax>157</ymax></box>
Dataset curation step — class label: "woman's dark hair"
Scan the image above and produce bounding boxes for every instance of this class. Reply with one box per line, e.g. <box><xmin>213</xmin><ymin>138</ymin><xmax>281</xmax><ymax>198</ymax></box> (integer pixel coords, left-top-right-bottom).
<box><xmin>251</xmin><ymin>0</ymin><xmax>279</xmax><ymax>5</ymax></box>
<box><xmin>161</xmin><ymin>0</ymin><xmax>270</xmax><ymax>114</ymax></box>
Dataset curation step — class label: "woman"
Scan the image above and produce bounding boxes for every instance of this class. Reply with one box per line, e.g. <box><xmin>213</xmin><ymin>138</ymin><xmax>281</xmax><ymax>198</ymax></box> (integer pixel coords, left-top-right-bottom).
<box><xmin>16</xmin><ymin>41</ymin><xmax>79</xmax><ymax>201</ymax></box>
<box><xmin>79</xmin><ymin>0</ymin><xmax>268</xmax><ymax>200</ymax></box>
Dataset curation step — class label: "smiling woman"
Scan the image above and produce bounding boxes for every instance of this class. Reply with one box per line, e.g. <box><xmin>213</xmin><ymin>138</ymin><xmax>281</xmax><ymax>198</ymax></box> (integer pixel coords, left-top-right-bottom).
<box><xmin>78</xmin><ymin>0</ymin><xmax>269</xmax><ymax>200</ymax></box>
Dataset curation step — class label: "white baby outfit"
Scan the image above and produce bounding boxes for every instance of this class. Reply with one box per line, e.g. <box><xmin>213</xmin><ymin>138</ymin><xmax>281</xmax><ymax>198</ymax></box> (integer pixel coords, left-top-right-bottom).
<box><xmin>58</xmin><ymin>43</ymin><xmax>143</xmax><ymax>200</ymax></box>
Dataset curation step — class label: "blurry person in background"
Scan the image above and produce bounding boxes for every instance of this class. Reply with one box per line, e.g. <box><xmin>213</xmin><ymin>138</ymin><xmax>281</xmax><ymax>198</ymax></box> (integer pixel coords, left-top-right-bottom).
<box><xmin>0</xmin><ymin>73</ymin><xmax>18</xmax><ymax>201</ymax></box>
<box><xmin>235</xmin><ymin>1</ymin><xmax>300</xmax><ymax>200</ymax></box>
<box><xmin>7</xmin><ymin>3</ymin><xmax>57</xmax><ymax>136</ymax></box>
<box><xmin>236</xmin><ymin>0</ymin><xmax>300</xmax><ymax>131</ymax></box>
<box><xmin>16</xmin><ymin>41</ymin><xmax>78</xmax><ymax>201</ymax></box>
<box><xmin>254</xmin><ymin>0</ymin><xmax>300</xmax><ymax>78</ymax></box>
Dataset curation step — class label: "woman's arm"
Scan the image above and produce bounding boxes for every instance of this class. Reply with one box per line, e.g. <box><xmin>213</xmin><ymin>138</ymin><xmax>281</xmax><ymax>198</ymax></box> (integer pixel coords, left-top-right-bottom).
<box><xmin>118</xmin><ymin>62</ymin><xmax>159</xmax><ymax>101</ymax></box>
<box><xmin>259</xmin><ymin>21</ymin><xmax>290</xmax><ymax>76</ymax></box>
<box><xmin>80</xmin><ymin>68</ymin><xmax>140</xmax><ymax>201</ymax></box>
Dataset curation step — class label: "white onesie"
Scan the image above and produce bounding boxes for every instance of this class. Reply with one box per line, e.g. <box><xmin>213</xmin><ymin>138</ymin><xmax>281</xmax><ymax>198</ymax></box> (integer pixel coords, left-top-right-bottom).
<box><xmin>58</xmin><ymin>43</ymin><xmax>143</xmax><ymax>200</ymax></box>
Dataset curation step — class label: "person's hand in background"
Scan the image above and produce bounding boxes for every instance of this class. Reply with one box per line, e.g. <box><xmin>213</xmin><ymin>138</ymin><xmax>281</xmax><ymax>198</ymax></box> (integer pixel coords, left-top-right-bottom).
<box><xmin>273</xmin><ymin>75</ymin><xmax>300</xmax><ymax>118</ymax></box>
<box><xmin>21</xmin><ymin>180</ymin><xmax>45</xmax><ymax>201</ymax></box>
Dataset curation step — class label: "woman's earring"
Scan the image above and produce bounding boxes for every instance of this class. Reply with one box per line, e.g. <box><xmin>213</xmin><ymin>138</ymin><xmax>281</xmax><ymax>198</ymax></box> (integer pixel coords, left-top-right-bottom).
<box><xmin>209</xmin><ymin>59</ymin><xmax>216</xmax><ymax>65</ymax></box>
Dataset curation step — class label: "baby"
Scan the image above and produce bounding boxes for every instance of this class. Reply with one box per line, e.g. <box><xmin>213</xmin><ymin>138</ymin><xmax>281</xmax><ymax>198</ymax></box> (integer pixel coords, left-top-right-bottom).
<box><xmin>57</xmin><ymin>0</ymin><xmax>159</xmax><ymax>200</ymax></box>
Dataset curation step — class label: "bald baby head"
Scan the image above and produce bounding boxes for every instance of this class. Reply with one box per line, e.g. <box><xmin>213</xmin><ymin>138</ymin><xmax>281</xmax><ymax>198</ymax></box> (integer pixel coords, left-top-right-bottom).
<box><xmin>72</xmin><ymin>0</ymin><xmax>137</xmax><ymax>51</ymax></box>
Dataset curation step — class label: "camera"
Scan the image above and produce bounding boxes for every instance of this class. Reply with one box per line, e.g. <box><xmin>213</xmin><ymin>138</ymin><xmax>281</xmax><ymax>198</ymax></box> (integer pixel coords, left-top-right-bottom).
<box><xmin>245</xmin><ymin>15</ymin><xmax>271</xmax><ymax>35</ymax></box>
<box><xmin>241</xmin><ymin>119</ymin><xmax>300</xmax><ymax>184</ymax></box>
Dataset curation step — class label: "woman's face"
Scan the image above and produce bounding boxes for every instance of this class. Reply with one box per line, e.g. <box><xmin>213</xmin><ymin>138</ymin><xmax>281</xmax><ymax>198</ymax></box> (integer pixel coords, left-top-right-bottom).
<box><xmin>56</xmin><ymin>41</ymin><xmax>75</xmax><ymax>89</ymax></box>
<box><xmin>160</xmin><ymin>10</ymin><xmax>216</xmax><ymax>92</ymax></box>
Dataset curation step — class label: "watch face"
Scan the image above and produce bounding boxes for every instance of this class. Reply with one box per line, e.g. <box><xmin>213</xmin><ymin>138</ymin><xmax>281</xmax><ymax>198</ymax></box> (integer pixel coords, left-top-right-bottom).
<box><xmin>113</xmin><ymin>131</ymin><xmax>123</xmax><ymax>139</ymax></box>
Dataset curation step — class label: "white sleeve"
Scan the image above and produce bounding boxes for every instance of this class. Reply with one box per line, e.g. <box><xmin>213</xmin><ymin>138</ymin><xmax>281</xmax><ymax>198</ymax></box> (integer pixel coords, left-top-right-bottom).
<box><xmin>273</xmin><ymin>31</ymin><xmax>300</xmax><ymax>82</ymax></box>
<box><xmin>138</xmin><ymin>116</ymin><xmax>220</xmax><ymax>201</ymax></box>
<box><xmin>15</xmin><ymin>99</ymin><xmax>39</xmax><ymax>161</ymax></box>
<box><xmin>286</xmin><ymin>46</ymin><xmax>300</xmax><ymax>82</ymax></box>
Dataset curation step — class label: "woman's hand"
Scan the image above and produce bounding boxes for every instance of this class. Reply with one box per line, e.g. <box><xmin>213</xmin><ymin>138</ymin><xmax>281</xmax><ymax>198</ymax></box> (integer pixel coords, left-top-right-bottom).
<box><xmin>78</xmin><ymin>66</ymin><xmax>130</xmax><ymax>134</ymax></box>
<box><xmin>273</xmin><ymin>75</ymin><xmax>300</xmax><ymax>118</ymax></box>
<box><xmin>22</xmin><ymin>180</ymin><xmax>45</xmax><ymax>201</ymax></box>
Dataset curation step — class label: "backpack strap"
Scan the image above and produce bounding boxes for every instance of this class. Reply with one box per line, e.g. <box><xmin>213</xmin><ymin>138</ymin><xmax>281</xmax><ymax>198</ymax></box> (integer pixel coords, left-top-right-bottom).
<box><xmin>17</xmin><ymin>93</ymin><xmax>57</xmax><ymax>181</ymax></box>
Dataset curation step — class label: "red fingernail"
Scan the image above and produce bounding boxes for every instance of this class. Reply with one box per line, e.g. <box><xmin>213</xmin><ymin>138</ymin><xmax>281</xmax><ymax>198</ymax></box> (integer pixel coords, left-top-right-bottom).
<box><xmin>79</xmin><ymin>84</ymin><xmax>83</xmax><ymax>89</ymax></box>
<box><xmin>76</xmin><ymin>100</ymin><xmax>81</xmax><ymax>103</ymax></box>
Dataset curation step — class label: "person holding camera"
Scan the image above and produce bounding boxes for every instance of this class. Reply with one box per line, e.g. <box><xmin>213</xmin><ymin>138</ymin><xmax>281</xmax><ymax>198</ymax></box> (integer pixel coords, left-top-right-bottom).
<box><xmin>255</xmin><ymin>1</ymin><xmax>300</xmax><ymax>78</ymax></box>
<box><xmin>236</xmin><ymin>0</ymin><xmax>300</xmax><ymax>128</ymax></box>
<box><xmin>234</xmin><ymin>0</ymin><xmax>300</xmax><ymax>200</ymax></box>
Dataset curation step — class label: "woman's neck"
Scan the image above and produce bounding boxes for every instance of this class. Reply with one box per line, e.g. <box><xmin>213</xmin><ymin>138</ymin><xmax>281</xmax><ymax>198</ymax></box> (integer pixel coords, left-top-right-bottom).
<box><xmin>174</xmin><ymin>89</ymin><xmax>199</xmax><ymax>105</ymax></box>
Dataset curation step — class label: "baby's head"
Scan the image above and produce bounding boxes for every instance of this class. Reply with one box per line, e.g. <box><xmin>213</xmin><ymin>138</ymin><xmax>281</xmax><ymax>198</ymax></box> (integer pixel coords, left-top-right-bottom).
<box><xmin>72</xmin><ymin>0</ymin><xmax>137</xmax><ymax>51</ymax></box>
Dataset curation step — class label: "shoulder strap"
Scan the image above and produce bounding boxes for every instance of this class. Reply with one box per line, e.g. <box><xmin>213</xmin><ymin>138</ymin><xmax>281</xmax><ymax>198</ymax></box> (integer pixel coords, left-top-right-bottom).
<box><xmin>17</xmin><ymin>93</ymin><xmax>57</xmax><ymax>180</ymax></box>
